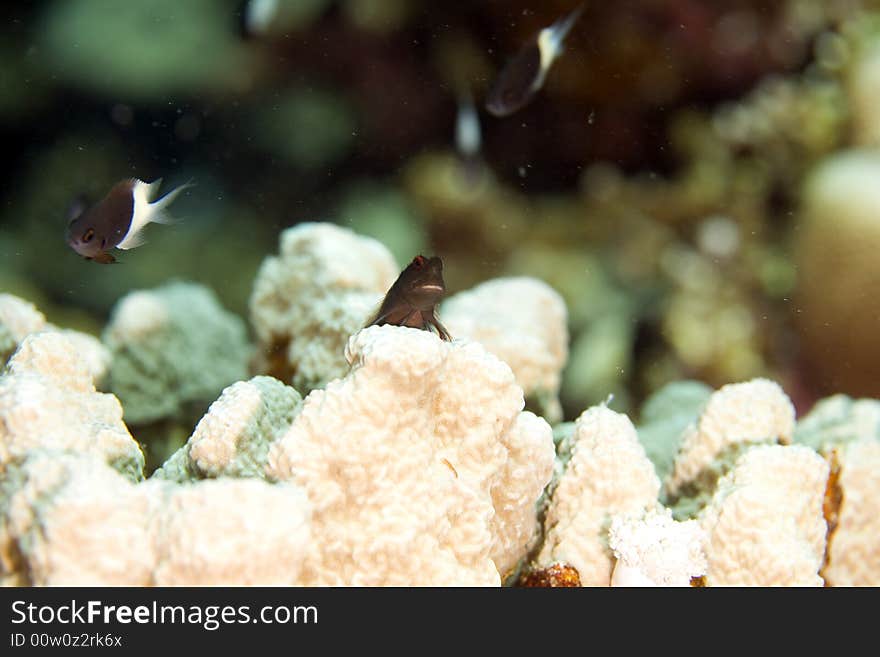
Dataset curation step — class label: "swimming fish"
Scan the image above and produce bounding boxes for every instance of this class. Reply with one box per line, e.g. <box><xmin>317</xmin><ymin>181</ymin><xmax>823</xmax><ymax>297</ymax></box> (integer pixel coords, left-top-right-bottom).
<box><xmin>65</xmin><ymin>178</ymin><xmax>192</xmax><ymax>264</ymax></box>
<box><xmin>485</xmin><ymin>4</ymin><xmax>584</xmax><ymax>117</ymax></box>
<box><xmin>454</xmin><ymin>89</ymin><xmax>485</xmax><ymax>187</ymax></box>
<box><xmin>367</xmin><ymin>255</ymin><xmax>452</xmax><ymax>341</ymax></box>
<box><xmin>456</xmin><ymin>90</ymin><xmax>481</xmax><ymax>162</ymax></box>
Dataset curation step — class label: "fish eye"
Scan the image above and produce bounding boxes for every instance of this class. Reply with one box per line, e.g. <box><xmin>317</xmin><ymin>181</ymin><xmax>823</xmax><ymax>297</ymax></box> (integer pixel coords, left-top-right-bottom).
<box><xmin>82</xmin><ymin>228</ymin><xmax>95</xmax><ymax>243</ymax></box>
<box><xmin>412</xmin><ymin>255</ymin><xmax>426</xmax><ymax>268</ymax></box>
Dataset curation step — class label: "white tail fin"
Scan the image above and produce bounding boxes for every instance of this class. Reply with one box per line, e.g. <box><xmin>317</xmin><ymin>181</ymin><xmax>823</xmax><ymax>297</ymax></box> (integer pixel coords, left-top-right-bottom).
<box><xmin>117</xmin><ymin>178</ymin><xmax>193</xmax><ymax>250</ymax></box>
<box><xmin>148</xmin><ymin>178</ymin><xmax>195</xmax><ymax>225</ymax></box>
<box><xmin>540</xmin><ymin>3</ymin><xmax>585</xmax><ymax>65</ymax></box>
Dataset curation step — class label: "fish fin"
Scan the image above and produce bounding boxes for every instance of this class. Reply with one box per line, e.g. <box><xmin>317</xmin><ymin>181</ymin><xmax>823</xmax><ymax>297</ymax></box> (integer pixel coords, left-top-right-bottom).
<box><xmin>125</xmin><ymin>178</ymin><xmax>192</xmax><ymax>242</ymax></box>
<box><xmin>540</xmin><ymin>3</ymin><xmax>584</xmax><ymax>65</ymax></box>
<box><xmin>147</xmin><ymin>178</ymin><xmax>194</xmax><ymax>224</ymax></box>
<box><xmin>551</xmin><ymin>3</ymin><xmax>585</xmax><ymax>44</ymax></box>
<box><xmin>89</xmin><ymin>252</ymin><xmax>118</xmax><ymax>264</ymax></box>
<box><xmin>116</xmin><ymin>229</ymin><xmax>147</xmax><ymax>250</ymax></box>
<box><xmin>424</xmin><ymin>311</ymin><xmax>452</xmax><ymax>341</ymax></box>
<box><xmin>65</xmin><ymin>195</ymin><xmax>89</xmax><ymax>224</ymax></box>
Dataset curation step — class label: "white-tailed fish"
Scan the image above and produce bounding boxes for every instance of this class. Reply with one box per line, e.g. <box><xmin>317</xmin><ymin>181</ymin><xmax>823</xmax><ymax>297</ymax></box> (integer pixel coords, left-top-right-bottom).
<box><xmin>485</xmin><ymin>4</ymin><xmax>584</xmax><ymax>117</ymax></box>
<box><xmin>455</xmin><ymin>89</ymin><xmax>486</xmax><ymax>187</ymax></box>
<box><xmin>366</xmin><ymin>255</ymin><xmax>452</xmax><ymax>340</ymax></box>
<box><xmin>456</xmin><ymin>90</ymin><xmax>481</xmax><ymax>161</ymax></box>
<box><xmin>65</xmin><ymin>178</ymin><xmax>192</xmax><ymax>264</ymax></box>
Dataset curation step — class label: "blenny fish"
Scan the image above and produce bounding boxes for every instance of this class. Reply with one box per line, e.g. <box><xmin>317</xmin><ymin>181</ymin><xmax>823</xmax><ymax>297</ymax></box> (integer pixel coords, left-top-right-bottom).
<box><xmin>367</xmin><ymin>255</ymin><xmax>452</xmax><ymax>341</ymax></box>
<box><xmin>66</xmin><ymin>178</ymin><xmax>192</xmax><ymax>264</ymax></box>
<box><xmin>485</xmin><ymin>4</ymin><xmax>584</xmax><ymax>117</ymax></box>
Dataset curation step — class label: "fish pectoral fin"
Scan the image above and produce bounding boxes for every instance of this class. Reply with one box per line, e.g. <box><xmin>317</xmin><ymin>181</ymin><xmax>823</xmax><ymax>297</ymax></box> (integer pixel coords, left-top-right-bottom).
<box><xmin>424</xmin><ymin>311</ymin><xmax>452</xmax><ymax>341</ymax></box>
<box><xmin>91</xmin><ymin>252</ymin><xmax>118</xmax><ymax>264</ymax></box>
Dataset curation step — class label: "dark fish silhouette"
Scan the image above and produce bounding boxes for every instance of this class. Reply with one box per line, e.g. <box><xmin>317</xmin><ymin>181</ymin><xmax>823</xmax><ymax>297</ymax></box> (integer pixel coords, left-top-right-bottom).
<box><xmin>367</xmin><ymin>255</ymin><xmax>452</xmax><ymax>341</ymax></box>
<box><xmin>65</xmin><ymin>178</ymin><xmax>192</xmax><ymax>264</ymax></box>
<box><xmin>485</xmin><ymin>4</ymin><xmax>584</xmax><ymax>117</ymax></box>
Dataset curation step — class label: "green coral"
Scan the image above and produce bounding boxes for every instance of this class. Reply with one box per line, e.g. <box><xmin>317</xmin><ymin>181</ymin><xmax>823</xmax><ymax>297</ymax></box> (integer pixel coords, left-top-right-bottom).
<box><xmin>794</xmin><ymin>394</ymin><xmax>880</xmax><ymax>452</ymax></box>
<box><xmin>636</xmin><ymin>380</ymin><xmax>713</xmax><ymax>483</ymax></box>
<box><xmin>153</xmin><ymin>376</ymin><xmax>302</xmax><ymax>482</ymax></box>
<box><xmin>103</xmin><ymin>281</ymin><xmax>251</xmax><ymax>425</ymax></box>
<box><xmin>0</xmin><ymin>324</ymin><xmax>15</xmax><ymax>367</ymax></box>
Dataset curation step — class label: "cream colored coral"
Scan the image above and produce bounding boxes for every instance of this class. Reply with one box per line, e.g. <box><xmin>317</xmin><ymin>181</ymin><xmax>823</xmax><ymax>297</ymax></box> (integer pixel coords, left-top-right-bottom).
<box><xmin>0</xmin><ymin>332</ymin><xmax>143</xmax><ymax>480</ymax></box>
<box><xmin>666</xmin><ymin>378</ymin><xmax>794</xmax><ymax>496</ymax></box>
<box><xmin>154</xmin><ymin>375</ymin><xmax>301</xmax><ymax>481</ymax></box>
<box><xmin>1</xmin><ymin>452</ymin><xmax>311</xmax><ymax>586</ymax></box>
<box><xmin>823</xmin><ymin>440</ymin><xmax>880</xmax><ymax>586</ymax></box>
<box><xmin>536</xmin><ymin>405</ymin><xmax>661</xmax><ymax>586</ymax></box>
<box><xmin>698</xmin><ymin>444</ymin><xmax>828</xmax><ymax>586</ymax></box>
<box><xmin>0</xmin><ymin>293</ymin><xmax>109</xmax><ymax>383</ymax></box>
<box><xmin>0</xmin><ymin>293</ymin><xmax>47</xmax><ymax>342</ymax></box>
<box><xmin>609</xmin><ymin>506</ymin><xmax>706</xmax><ymax>587</ymax></box>
<box><xmin>249</xmin><ymin>222</ymin><xmax>398</xmax><ymax>391</ymax></box>
<box><xmin>442</xmin><ymin>277</ymin><xmax>568</xmax><ymax>422</ymax></box>
<box><xmin>792</xmin><ymin>395</ymin><xmax>880</xmax><ymax>585</ymax></box>
<box><xmin>266</xmin><ymin>324</ymin><xmax>555</xmax><ymax>585</ymax></box>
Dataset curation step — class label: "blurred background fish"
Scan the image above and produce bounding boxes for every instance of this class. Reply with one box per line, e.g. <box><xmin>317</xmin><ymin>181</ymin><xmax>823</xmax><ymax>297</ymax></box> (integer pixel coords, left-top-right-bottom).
<box><xmin>485</xmin><ymin>4</ymin><xmax>584</xmax><ymax>117</ymax></box>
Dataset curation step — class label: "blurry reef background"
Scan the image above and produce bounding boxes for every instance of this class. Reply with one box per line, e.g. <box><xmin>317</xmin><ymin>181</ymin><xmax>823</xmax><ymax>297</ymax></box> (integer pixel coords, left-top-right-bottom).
<box><xmin>3</xmin><ymin>0</ymin><xmax>880</xmax><ymax>429</ymax></box>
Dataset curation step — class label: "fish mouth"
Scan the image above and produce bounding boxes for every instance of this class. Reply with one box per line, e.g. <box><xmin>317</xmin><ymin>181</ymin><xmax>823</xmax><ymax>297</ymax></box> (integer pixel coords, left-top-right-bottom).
<box><xmin>417</xmin><ymin>284</ymin><xmax>444</xmax><ymax>293</ymax></box>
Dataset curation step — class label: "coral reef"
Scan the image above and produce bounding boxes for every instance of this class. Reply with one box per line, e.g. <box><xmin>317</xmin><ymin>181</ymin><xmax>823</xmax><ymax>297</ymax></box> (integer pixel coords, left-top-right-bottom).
<box><xmin>698</xmin><ymin>445</ymin><xmax>828</xmax><ymax>586</ymax></box>
<box><xmin>2</xmin><ymin>318</ymin><xmax>555</xmax><ymax>586</ymax></box>
<box><xmin>442</xmin><ymin>277</ymin><xmax>569</xmax><ymax>423</ymax></box>
<box><xmin>794</xmin><ymin>395</ymin><xmax>880</xmax><ymax>586</ymax></box>
<box><xmin>3</xmin><ymin>278</ymin><xmax>879</xmax><ymax>586</ymax></box>
<box><xmin>249</xmin><ymin>222</ymin><xmax>399</xmax><ymax>392</ymax></box>
<box><xmin>103</xmin><ymin>281</ymin><xmax>251</xmax><ymax>425</ymax></box>
<box><xmin>1</xmin><ymin>452</ymin><xmax>310</xmax><ymax>586</ymax></box>
<box><xmin>534</xmin><ymin>405</ymin><xmax>661</xmax><ymax>586</ymax></box>
<box><xmin>266</xmin><ymin>325</ymin><xmax>555</xmax><ymax>585</ymax></box>
<box><xmin>608</xmin><ymin>507</ymin><xmax>706</xmax><ymax>587</ymax></box>
<box><xmin>0</xmin><ymin>293</ymin><xmax>109</xmax><ymax>382</ymax></box>
<box><xmin>155</xmin><ymin>376</ymin><xmax>302</xmax><ymax>482</ymax></box>
<box><xmin>0</xmin><ymin>331</ymin><xmax>143</xmax><ymax>481</ymax></box>
<box><xmin>664</xmin><ymin>378</ymin><xmax>795</xmax><ymax>513</ymax></box>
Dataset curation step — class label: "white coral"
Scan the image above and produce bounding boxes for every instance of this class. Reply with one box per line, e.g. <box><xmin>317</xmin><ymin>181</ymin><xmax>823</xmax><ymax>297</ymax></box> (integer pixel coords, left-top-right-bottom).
<box><xmin>0</xmin><ymin>293</ymin><xmax>47</xmax><ymax>343</ymax></box>
<box><xmin>1</xmin><ymin>452</ymin><xmax>310</xmax><ymax>586</ymax></box>
<box><xmin>608</xmin><ymin>506</ymin><xmax>706</xmax><ymax>587</ymax></box>
<box><xmin>266</xmin><ymin>324</ymin><xmax>555</xmax><ymax>585</ymax></box>
<box><xmin>793</xmin><ymin>395</ymin><xmax>880</xmax><ymax>586</ymax></box>
<box><xmin>249</xmin><ymin>222</ymin><xmax>398</xmax><ymax>391</ymax></box>
<box><xmin>824</xmin><ymin>440</ymin><xmax>880</xmax><ymax>586</ymax></box>
<box><xmin>0</xmin><ymin>332</ymin><xmax>143</xmax><ymax>480</ymax></box>
<box><xmin>0</xmin><ymin>293</ymin><xmax>109</xmax><ymax>383</ymax></box>
<box><xmin>442</xmin><ymin>277</ymin><xmax>568</xmax><ymax>422</ymax></box>
<box><xmin>666</xmin><ymin>378</ymin><xmax>795</xmax><ymax>496</ymax></box>
<box><xmin>536</xmin><ymin>405</ymin><xmax>662</xmax><ymax>586</ymax></box>
<box><xmin>698</xmin><ymin>444</ymin><xmax>828</xmax><ymax>586</ymax></box>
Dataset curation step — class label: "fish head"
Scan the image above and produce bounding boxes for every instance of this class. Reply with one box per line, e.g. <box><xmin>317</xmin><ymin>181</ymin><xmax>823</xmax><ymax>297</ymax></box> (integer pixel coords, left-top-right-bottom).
<box><xmin>65</xmin><ymin>208</ymin><xmax>107</xmax><ymax>259</ymax></box>
<box><xmin>400</xmin><ymin>255</ymin><xmax>447</xmax><ymax>311</ymax></box>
